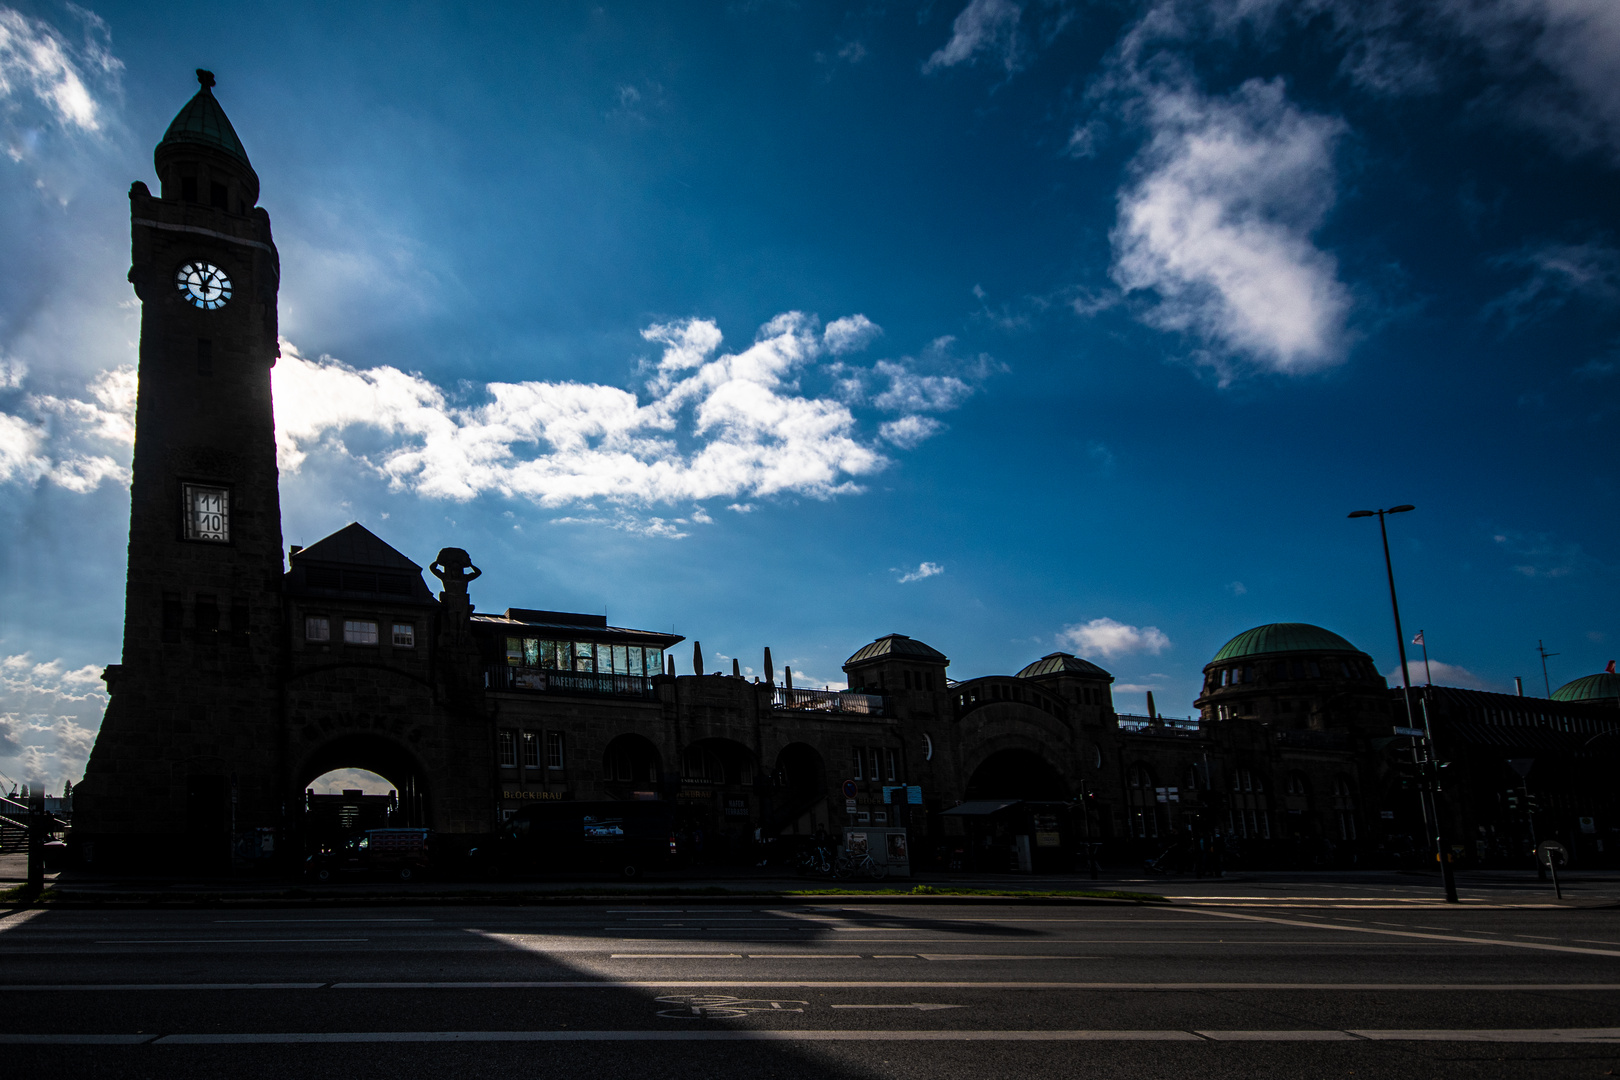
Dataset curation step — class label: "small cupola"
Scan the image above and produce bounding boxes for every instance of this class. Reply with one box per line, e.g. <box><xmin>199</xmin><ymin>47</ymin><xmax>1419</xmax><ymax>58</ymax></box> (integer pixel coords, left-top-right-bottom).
<box><xmin>154</xmin><ymin>69</ymin><xmax>260</xmax><ymax>212</ymax></box>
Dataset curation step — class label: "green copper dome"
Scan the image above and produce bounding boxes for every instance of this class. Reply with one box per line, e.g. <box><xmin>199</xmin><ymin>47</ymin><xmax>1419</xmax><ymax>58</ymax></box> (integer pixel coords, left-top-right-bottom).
<box><xmin>1211</xmin><ymin>623</ymin><xmax>1363</xmax><ymax>663</ymax></box>
<box><xmin>158</xmin><ymin>70</ymin><xmax>252</xmax><ymax>167</ymax></box>
<box><xmin>1552</xmin><ymin>672</ymin><xmax>1620</xmax><ymax>703</ymax></box>
<box><xmin>1016</xmin><ymin>652</ymin><xmax>1113</xmax><ymax>681</ymax></box>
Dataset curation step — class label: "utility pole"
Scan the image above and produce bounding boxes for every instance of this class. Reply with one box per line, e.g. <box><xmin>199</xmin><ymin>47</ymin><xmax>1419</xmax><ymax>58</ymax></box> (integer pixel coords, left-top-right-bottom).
<box><xmin>1537</xmin><ymin>640</ymin><xmax>1559</xmax><ymax>698</ymax></box>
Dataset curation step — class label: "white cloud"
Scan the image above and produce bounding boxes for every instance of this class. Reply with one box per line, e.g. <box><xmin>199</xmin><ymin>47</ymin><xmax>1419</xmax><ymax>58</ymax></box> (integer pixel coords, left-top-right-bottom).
<box><xmin>872</xmin><ymin>360</ymin><xmax>975</xmax><ymax>412</ymax></box>
<box><xmin>1384</xmin><ymin>659</ymin><xmax>1502</xmax><ymax>692</ymax></box>
<box><xmin>0</xmin><ymin>653</ymin><xmax>106</xmax><ymax>792</ymax></box>
<box><xmin>823</xmin><ymin>314</ymin><xmax>883</xmax><ymax>355</ymax></box>
<box><xmin>896</xmin><ymin>561</ymin><xmax>944</xmax><ymax>583</ymax></box>
<box><xmin>0</xmin><ymin>364</ymin><xmax>135</xmax><ymax>490</ymax></box>
<box><xmin>0</xmin><ymin>6</ymin><xmax>118</xmax><ymax>137</ymax></box>
<box><xmin>924</xmin><ymin>0</ymin><xmax>1024</xmax><ymax>73</ymax></box>
<box><xmin>1059</xmin><ymin>617</ymin><xmax>1171</xmax><ymax>659</ymax></box>
<box><xmin>1111</xmin><ymin>77</ymin><xmax>1352</xmax><ymax>377</ymax></box>
<box><xmin>272</xmin><ymin>313</ymin><xmax>895</xmax><ymax>510</ymax></box>
<box><xmin>879</xmin><ymin>415</ymin><xmax>945</xmax><ymax>448</ymax></box>
<box><xmin>1228</xmin><ymin>580</ymin><xmax>1247</xmax><ymax>595</ymax></box>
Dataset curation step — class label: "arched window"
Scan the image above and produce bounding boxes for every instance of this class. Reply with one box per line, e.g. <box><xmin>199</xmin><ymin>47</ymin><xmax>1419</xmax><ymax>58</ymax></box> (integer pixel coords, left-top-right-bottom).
<box><xmin>1285</xmin><ymin>772</ymin><xmax>1308</xmax><ymax>797</ymax></box>
<box><xmin>1125</xmin><ymin>765</ymin><xmax>1158</xmax><ymax>839</ymax></box>
<box><xmin>1229</xmin><ymin>768</ymin><xmax>1270</xmax><ymax>840</ymax></box>
<box><xmin>1332</xmin><ymin>778</ymin><xmax>1356</xmax><ymax>841</ymax></box>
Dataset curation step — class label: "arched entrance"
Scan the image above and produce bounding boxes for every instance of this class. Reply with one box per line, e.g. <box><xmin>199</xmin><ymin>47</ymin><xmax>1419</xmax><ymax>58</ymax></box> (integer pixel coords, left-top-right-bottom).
<box><xmin>603</xmin><ymin>733</ymin><xmax>663</xmax><ymax>796</ymax></box>
<box><xmin>677</xmin><ymin>737</ymin><xmax>757</xmax><ymax>864</ymax></box>
<box><xmin>295</xmin><ymin>734</ymin><xmax>431</xmax><ymax>854</ymax></box>
<box><xmin>964</xmin><ymin>748</ymin><xmax>1070</xmax><ymax>801</ymax></box>
<box><xmin>770</xmin><ymin>742</ymin><xmax>827</xmax><ymax>836</ymax></box>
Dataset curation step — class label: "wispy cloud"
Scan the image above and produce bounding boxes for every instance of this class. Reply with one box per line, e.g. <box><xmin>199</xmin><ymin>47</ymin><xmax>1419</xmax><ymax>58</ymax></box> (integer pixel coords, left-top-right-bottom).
<box><xmin>0</xmin><ymin>5</ymin><xmax>121</xmax><ymax>140</ymax></box>
<box><xmin>923</xmin><ymin>0</ymin><xmax>1024</xmax><ymax>74</ymax></box>
<box><xmin>0</xmin><ymin>653</ymin><xmax>105</xmax><ymax>791</ymax></box>
<box><xmin>1058</xmin><ymin>616</ymin><xmax>1170</xmax><ymax>659</ymax></box>
<box><xmin>1492</xmin><ymin>528</ymin><xmax>1605</xmax><ymax>579</ymax></box>
<box><xmin>896</xmin><ymin>560</ymin><xmax>944</xmax><ymax>583</ymax></box>
<box><xmin>1384</xmin><ymin>659</ymin><xmax>1503</xmax><ymax>693</ymax></box>
<box><xmin>1486</xmin><ymin>241</ymin><xmax>1620</xmax><ymax>326</ymax></box>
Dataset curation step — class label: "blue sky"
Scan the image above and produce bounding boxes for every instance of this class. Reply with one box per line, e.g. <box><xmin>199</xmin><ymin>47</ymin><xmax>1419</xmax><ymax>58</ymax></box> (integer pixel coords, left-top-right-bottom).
<box><xmin>1</xmin><ymin>0</ymin><xmax>1616</xmax><ymax>792</ymax></box>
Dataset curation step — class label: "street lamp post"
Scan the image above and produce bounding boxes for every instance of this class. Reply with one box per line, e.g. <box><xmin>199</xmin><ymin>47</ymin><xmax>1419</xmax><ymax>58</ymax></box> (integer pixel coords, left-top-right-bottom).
<box><xmin>1349</xmin><ymin>504</ymin><xmax>1458</xmax><ymax>903</ymax></box>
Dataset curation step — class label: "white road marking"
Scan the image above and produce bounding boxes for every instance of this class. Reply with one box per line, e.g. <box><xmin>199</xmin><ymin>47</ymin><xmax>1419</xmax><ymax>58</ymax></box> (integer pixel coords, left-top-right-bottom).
<box><xmin>916</xmin><ymin>955</ymin><xmax>1095</xmax><ymax>961</ymax></box>
<box><xmin>215</xmin><ymin>919</ymin><xmax>432</xmax><ymax>924</ymax></box>
<box><xmin>4</xmin><ymin>1028</ymin><xmax>1617</xmax><ymax>1045</ymax></box>
<box><xmin>0</xmin><ymin>909</ymin><xmax>46</xmax><ymax>933</ymax></box>
<box><xmin>831</xmin><ymin>1003</ymin><xmax>966</xmax><ymax>1011</ymax></box>
<box><xmin>12</xmin><ymin>981</ymin><xmax>1619</xmax><ymax>992</ymax></box>
<box><xmin>610</xmin><ymin>954</ymin><xmax>742</xmax><ymax>959</ymax></box>
<box><xmin>746</xmin><ymin>954</ymin><xmax>862</xmax><ymax>959</ymax></box>
<box><xmin>92</xmin><ymin>938</ymin><xmax>368</xmax><ymax>945</ymax></box>
<box><xmin>1174</xmin><ymin>908</ymin><xmax>1620</xmax><ymax>959</ymax></box>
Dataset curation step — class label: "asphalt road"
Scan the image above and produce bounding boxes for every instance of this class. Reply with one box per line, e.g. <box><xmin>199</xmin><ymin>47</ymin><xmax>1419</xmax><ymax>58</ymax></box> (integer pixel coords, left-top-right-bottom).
<box><xmin>3</xmin><ymin>890</ymin><xmax>1619</xmax><ymax>1078</ymax></box>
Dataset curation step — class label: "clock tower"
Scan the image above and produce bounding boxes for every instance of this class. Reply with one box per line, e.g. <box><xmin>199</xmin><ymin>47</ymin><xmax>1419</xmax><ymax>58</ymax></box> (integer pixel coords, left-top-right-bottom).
<box><xmin>76</xmin><ymin>70</ymin><xmax>287</xmax><ymax>868</ymax></box>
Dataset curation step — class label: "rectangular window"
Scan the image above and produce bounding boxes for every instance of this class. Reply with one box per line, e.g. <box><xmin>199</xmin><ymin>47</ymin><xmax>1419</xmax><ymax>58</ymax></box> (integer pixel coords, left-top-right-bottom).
<box><xmin>523</xmin><ymin>638</ymin><xmax>540</xmax><ymax>666</ymax></box>
<box><xmin>574</xmin><ymin>641</ymin><xmax>595</xmax><ymax>673</ymax></box>
<box><xmin>196</xmin><ymin>338</ymin><xmax>213</xmax><ymax>377</ymax></box>
<box><xmin>162</xmin><ymin>592</ymin><xmax>183</xmax><ymax>644</ymax></box>
<box><xmin>182</xmin><ymin>483</ymin><xmax>230</xmax><ymax>542</ymax></box>
<box><xmin>392</xmin><ymin>623</ymin><xmax>415</xmax><ymax>648</ymax></box>
<box><xmin>546</xmin><ymin>731</ymin><xmax>565</xmax><ymax>769</ymax></box>
<box><xmin>497</xmin><ymin>730</ymin><xmax>516</xmax><ymax>768</ymax></box>
<box><xmin>210</xmin><ymin>181</ymin><xmax>227</xmax><ymax>208</ymax></box>
<box><xmin>195</xmin><ymin>594</ymin><xmax>219</xmax><ymax>635</ymax></box>
<box><xmin>522</xmin><ymin>731</ymin><xmax>539</xmax><ymax>768</ymax></box>
<box><xmin>180</xmin><ymin>175</ymin><xmax>197</xmax><ymax>202</ymax></box>
<box><xmin>343</xmin><ymin>619</ymin><xmax>378</xmax><ymax>645</ymax></box>
<box><xmin>612</xmin><ymin>644</ymin><xmax>629</xmax><ymax>675</ymax></box>
<box><xmin>852</xmin><ymin>747</ymin><xmax>864</xmax><ymax>780</ymax></box>
<box><xmin>869</xmin><ymin>749</ymin><xmax>881</xmax><ymax>781</ymax></box>
<box><xmin>629</xmin><ymin>646</ymin><xmax>645</xmax><ymax>677</ymax></box>
<box><xmin>505</xmin><ymin>636</ymin><xmax>523</xmax><ymax>665</ymax></box>
<box><xmin>305</xmin><ymin>615</ymin><xmax>330</xmax><ymax>642</ymax></box>
<box><xmin>885</xmin><ymin>749</ymin><xmax>898</xmax><ymax>782</ymax></box>
<box><xmin>647</xmin><ymin>648</ymin><xmax>663</xmax><ymax>676</ymax></box>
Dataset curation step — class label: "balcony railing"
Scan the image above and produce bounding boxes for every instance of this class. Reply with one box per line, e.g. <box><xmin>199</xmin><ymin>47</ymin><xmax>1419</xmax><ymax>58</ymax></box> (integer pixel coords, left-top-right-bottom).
<box><xmin>772</xmin><ymin>686</ymin><xmax>885</xmax><ymax>717</ymax></box>
<box><xmin>486</xmin><ymin>665</ymin><xmax>656</xmax><ymax>699</ymax></box>
<box><xmin>1118</xmin><ymin>714</ymin><xmax>1202</xmax><ymax>735</ymax></box>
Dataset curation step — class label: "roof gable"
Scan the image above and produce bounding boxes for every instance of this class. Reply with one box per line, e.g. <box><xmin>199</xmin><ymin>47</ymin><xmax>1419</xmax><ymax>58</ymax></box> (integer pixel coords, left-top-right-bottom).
<box><xmin>295</xmin><ymin>522</ymin><xmax>422</xmax><ymax>571</ymax></box>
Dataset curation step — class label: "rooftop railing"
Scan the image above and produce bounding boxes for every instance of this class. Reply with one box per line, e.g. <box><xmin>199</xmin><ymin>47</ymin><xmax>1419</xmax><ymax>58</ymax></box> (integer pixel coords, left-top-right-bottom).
<box><xmin>772</xmin><ymin>686</ymin><xmax>885</xmax><ymax>717</ymax></box>
<box><xmin>1117</xmin><ymin>713</ymin><xmax>1202</xmax><ymax>735</ymax></box>
<box><xmin>486</xmin><ymin>665</ymin><xmax>656</xmax><ymax>699</ymax></box>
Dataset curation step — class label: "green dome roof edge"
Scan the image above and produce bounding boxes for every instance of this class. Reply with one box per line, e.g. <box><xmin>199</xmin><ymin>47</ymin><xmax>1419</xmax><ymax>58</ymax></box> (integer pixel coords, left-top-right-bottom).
<box><xmin>1210</xmin><ymin>622</ymin><xmax>1365</xmax><ymax>664</ymax></box>
<box><xmin>158</xmin><ymin>86</ymin><xmax>253</xmax><ymax>169</ymax></box>
<box><xmin>1551</xmin><ymin>672</ymin><xmax>1620</xmax><ymax>702</ymax></box>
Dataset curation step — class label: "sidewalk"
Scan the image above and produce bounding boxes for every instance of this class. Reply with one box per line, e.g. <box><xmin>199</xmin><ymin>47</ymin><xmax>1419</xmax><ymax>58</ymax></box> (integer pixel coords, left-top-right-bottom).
<box><xmin>9</xmin><ymin>854</ymin><xmax>1619</xmax><ymax>907</ymax></box>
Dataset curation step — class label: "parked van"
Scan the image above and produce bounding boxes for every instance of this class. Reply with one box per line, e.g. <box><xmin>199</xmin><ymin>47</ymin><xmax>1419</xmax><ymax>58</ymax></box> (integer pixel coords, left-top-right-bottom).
<box><xmin>306</xmin><ymin>828</ymin><xmax>431</xmax><ymax>882</ymax></box>
<box><xmin>500</xmin><ymin>801</ymin><xmax>677</xmax><ymax>879</ymax></box>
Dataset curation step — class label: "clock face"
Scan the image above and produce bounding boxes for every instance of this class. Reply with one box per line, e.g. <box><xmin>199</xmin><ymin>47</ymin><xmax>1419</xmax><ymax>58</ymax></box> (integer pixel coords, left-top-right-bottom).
<box><xmin>176</xmin><ymin>262</ymin><xmax>232</xmax><ymax>310</ymax></box>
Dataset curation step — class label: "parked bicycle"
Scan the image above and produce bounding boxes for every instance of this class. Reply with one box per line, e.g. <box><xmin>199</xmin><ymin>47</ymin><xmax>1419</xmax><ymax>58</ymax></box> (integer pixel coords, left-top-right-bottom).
<box><xmin>833</xmin><ymin>850</ymin><xmax>887</xmax><ymax>880</ymax></box>
<box><xmin>795</xmin><ymin>844</ymin><xmax>834</xmax><ymax>878</ymax></box>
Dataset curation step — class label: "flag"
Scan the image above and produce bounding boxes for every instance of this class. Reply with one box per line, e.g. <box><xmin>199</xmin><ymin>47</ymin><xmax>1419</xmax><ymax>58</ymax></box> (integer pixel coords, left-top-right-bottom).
<box><xmin>1411</xmin><ymin>631</ymin><xmax>1424</xmax><ymax>646</ymax></box>
<box><xmin>1608</xmin><ymin>660</ymin><xmax>1616</xmax><ymax>674</ymax></box>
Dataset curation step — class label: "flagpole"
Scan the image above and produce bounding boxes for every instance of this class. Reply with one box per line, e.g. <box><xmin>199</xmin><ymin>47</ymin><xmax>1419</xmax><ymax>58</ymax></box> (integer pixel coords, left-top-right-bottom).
<box><xmin>1415</xmin><ymin>631</ymin><xmax>1431</xmax><ymax>687</ymax></box>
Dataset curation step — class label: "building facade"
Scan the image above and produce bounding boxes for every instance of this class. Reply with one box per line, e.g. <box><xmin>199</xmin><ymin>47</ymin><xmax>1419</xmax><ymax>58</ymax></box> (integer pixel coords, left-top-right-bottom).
<box><xmin>72</xmin><ymin>73</ymin><xmax>1620</xmax><ymax>874</ymax></box>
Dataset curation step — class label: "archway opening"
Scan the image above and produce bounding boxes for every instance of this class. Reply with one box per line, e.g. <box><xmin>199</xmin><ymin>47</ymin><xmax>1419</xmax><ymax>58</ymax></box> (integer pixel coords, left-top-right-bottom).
<box><xmin>297</xmin><ymin>734</ymin><xmax>431</xmax><ymax>854</ymax></box>
<box><xmin>677</xmin><ymin>737</ymin><xmax>757</xmax><ymax>864</ymax></box>
<box><xmin>603</xmin><ymin>734</ymin><xmax>663</xmax><ymax>795</ymax></box>
<box><xmin>771</xmin><ymin>742</ymin><xmax>827</xmax><ymax>835</ymax></box>
<box><xmin>964</xmin><ymin>748</ymin><xmax>1070</xmax><ymax>801</ymax></box>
